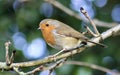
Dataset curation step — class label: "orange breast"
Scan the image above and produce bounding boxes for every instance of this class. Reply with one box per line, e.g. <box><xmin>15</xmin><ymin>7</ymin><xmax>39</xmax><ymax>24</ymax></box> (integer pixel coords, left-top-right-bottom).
<box><xmin>41</xmin><ymin>27</ymin><xmax>55</xmax><ymax>46</ymax></box>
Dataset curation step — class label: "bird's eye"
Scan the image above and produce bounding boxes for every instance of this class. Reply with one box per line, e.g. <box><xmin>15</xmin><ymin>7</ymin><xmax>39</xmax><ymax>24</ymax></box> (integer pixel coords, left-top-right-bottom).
<box><xmin>45</xmin><ymin>24</ymin><xmax>49</xmax><ymax>27</ymax></box>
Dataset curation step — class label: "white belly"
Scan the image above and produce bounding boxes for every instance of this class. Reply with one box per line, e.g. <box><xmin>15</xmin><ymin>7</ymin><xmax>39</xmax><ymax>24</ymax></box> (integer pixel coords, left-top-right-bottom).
<box><xmin>53</xmin><ymin>33</ymin><xmax>81</xmax><ymax>50</ymax></box>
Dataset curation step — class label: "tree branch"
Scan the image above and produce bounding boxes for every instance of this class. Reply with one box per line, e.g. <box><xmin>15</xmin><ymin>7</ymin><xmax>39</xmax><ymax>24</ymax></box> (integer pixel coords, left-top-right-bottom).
<box><xmin>66</xmin><ymin>61</ymin><xmax>120</xmax><ymax>75</ymax></box>
<box><xmin>0</xmin><ymin>24</ymin><xmax>119</xmax><ymax>71</ymax></box>
<box><xmin>13</xmin><ymin>24</ymin><xmax>120</xmax><ymax>67</ymax></box>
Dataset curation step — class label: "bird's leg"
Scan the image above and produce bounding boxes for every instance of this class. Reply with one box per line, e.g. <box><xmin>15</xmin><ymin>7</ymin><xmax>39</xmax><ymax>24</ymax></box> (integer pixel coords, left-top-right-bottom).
<box><xmin>48</xmin><ymin>49</ymin><xmax>66</xmax><ymax>61</ymax></box>
<box><xmin>54</xmin><ymin>42</ymin><xmax>87</xmax><ymax>55</ymax></box>
<box><xmin>48</xmin><ymin>42</ymin><xmax>86</xmax><ymax>61</ymax></box>
<box><xmin>53</xmin><ymin>48</ymin><xmax>66</xmax><ymax>57</ymax></box>
<box><xmin>63</xmin><ymin>42</ymin><xmax>86</xmax><ymax>58</ymax></box>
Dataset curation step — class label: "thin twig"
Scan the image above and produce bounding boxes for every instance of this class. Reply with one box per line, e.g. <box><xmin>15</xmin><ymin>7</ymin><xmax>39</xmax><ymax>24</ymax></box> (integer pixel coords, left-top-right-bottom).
<box><xmin>5</xmin><ymin>41</ymin><xmax>11</xmax><ymax>65</ymax></box>
<box><xmin>9</xmin><ymin>50</ymin><xmax>16</xmax><ymax>65</ymax></box>
<box><xmin>13</xmin><ymin>58</ymin><xmax>67</xmax><ymax>75</ymax></box>
<box><xmin>13</xmin><ymin>67</ymin><xmax>26</xmax><ymax>75</ymax></box>
<box><xmin>48</xmin><ymin>58</ymin><xmax>67</xmax><ymax>75</ymax></box>
<box><xmin>18</xmin><ymin>0</ymin><xmax>30</xmax><ymax>2</ymax></box>
<box><xmin>84</xmin><ymin>25</ymin><xmax>98</xmax><ymax>36</ymax></box>
<box><xmin>66</xmin><ymin>61</ymin><xmax>120</xmax><ymax>75</ymax></box>
<box><xmin>13</xmin><ymin>65</ymin><xmax>44</xmax><ymax>75</ymax></box>
<box><xmin>26</xmin><ymin>65</ymin><xmax>44</xmax><ymax>75</ymax></box>
<box><xmin>44</xmin><ymin>0</ymin><xmax>118</xmax><ymax>28</ymax></box>
<box><xmin>80</xmin><ymin>7</ymin><xmax>100</xmax><ymax>36</ymax></box>
<box><xmin>29</xmin><ymin>58</ymin><xmax>67</xmax><ymax>75</ymax></box>
<box><xmin>81</xmin><ymin>30</ymin><xmax>88</xmax><ymax>35</ymax></box>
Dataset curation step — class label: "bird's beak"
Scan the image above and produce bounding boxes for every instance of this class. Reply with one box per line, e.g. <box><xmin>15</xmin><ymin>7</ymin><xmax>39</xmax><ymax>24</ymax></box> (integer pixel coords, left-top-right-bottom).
<box><xmin>38</xmin><ymin>27</ymin><xmax>44</xmax><ymax>30</ymax></box>
<box><xmin>37</xmin><ymin>27</ymin><xmax>41</xmax><ymax>30</ymax></box>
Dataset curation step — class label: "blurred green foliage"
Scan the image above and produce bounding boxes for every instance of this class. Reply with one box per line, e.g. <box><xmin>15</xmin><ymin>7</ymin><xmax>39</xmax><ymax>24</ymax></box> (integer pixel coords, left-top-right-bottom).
<box><xmin>0</xmin><ymin>0</ymin><xmax>120</xmax><ymax>75</ymax></box>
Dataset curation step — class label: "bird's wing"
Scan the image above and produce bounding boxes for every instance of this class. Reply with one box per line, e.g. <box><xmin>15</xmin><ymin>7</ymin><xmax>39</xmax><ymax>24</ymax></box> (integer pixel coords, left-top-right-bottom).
<box><xmin>55</xmin><ymin>22</ymin><xmax>88</xmax><ymax>41</ymax></box>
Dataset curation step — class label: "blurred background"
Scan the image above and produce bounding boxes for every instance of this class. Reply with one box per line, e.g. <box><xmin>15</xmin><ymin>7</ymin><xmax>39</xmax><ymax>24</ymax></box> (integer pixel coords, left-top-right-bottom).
<box><xmin>0</xmin><ymin>0</ymin><xmax>120</xmax><ymax>75</ymax></box>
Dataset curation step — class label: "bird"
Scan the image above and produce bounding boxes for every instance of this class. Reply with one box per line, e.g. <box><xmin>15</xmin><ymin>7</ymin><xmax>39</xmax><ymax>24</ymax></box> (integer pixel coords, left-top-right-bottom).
<box><xmin>38</xmin><ymin>19</ymin><xmax>105</xmax><ymax>55</ymax></box>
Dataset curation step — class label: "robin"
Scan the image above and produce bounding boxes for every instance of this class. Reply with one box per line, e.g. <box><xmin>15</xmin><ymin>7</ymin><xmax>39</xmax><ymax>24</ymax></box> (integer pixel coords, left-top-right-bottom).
<box><xmin>38</xmin><ymin>19</ymin><xmax>105</xmax><ymax>55</ymax></box>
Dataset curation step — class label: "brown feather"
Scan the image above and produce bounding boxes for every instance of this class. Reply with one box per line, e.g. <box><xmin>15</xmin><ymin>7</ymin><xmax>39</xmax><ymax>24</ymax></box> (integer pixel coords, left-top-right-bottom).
<box><xmin>54</xmin><ymin>20</ymin><xmax>106</xmax><ymax>47</ymax></box>
<box><xmin>55</xmin><ymin>21</ymin><xmax>88</xmax><ymax>41</ymax></box>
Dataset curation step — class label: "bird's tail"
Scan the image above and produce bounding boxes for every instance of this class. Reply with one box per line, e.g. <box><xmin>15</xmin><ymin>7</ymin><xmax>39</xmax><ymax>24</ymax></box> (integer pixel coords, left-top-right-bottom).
<box><xmin>87</xmin><ymin>40</ymin><xmax>107</xmax><ymax>48</ymax></box>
